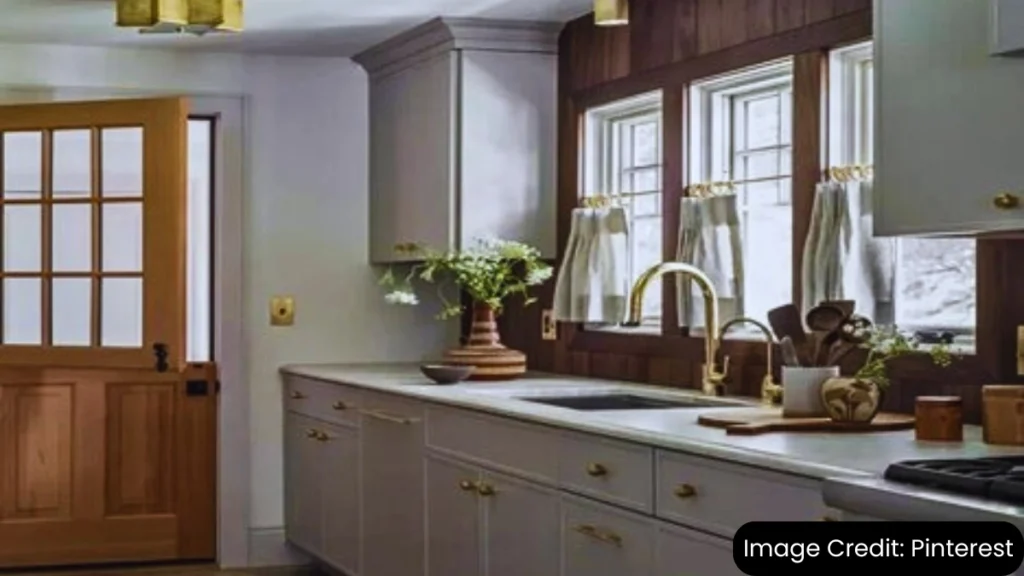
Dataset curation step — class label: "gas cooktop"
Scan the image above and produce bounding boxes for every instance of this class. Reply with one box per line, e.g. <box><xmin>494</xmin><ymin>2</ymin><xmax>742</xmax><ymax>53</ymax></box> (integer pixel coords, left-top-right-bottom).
<box><xmin>884</xmin><ymin>456</ymin><xmax>1024</xmax><ymax>505</ymax></box>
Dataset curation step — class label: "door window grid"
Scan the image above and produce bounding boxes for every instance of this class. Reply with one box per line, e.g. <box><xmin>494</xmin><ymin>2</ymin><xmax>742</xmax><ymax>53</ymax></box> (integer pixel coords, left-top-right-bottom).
<box><xmin>583</xmin><ymin>92</ymin><xmax>663</xmax><ymax>330</ymax></box>
<box><xmin>0</xmin><ymin>127</ymin><xmax>144</xmax><ymax>348</ymax></box>
<box><xmin>829</xmin><ymin>42</ymin><xmax>976</xmax><ymax>338</ymax></box>
<box><xmin>691</xmin><ymin>60</ymin><xmax>795</xmax><ymax>331</ymax></box>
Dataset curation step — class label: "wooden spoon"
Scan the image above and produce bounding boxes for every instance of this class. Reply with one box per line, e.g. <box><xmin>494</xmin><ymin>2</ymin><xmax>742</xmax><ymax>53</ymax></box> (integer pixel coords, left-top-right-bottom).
<box><xmin>767</xmin><ymin>305</ymin><xmax>808</xmax><ymax>350</ymax></box>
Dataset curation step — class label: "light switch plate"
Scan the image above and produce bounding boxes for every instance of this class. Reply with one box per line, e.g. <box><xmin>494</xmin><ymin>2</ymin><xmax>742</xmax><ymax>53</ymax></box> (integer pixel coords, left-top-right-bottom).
<box><xmin>541</xmin><ymin>309</ymin><xmax>557</xmax><ymax>340</ymax></box>
<box><xmin>271</xmin><ymin>296</ymin><xmax>295</xmax><ymax>326</ymax></box>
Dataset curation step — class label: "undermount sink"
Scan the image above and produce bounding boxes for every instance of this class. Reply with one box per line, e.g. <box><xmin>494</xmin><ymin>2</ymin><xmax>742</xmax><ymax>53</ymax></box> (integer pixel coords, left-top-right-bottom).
<box><xmin>515</xmin><ymin>393</ymin><xmax>738</xmax><ymax>411</ymax></box>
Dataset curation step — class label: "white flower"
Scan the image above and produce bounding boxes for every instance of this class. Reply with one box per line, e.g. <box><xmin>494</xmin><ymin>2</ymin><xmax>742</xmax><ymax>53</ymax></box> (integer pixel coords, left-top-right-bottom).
<box><xmin>526</xmin><ymin>266</ymin><xmax>553</xmax><ymax>285</ymax></box>
<box><xmin>384</xmin><ymin>289</ymin><xmax>419</xmax><ymax>305</ymax></box>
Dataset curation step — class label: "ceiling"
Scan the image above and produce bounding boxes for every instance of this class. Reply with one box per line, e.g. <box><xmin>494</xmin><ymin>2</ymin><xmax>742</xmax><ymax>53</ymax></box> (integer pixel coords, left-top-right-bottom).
<box><xmin>0</xmin><ymin>0</ymin><xmax>592</xmax><ymax>56</ymax></box>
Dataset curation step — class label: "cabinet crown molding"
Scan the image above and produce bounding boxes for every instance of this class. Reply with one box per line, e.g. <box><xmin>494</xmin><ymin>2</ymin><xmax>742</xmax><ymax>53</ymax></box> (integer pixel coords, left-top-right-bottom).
<box><xmin>354</xmin><ymin>17</ymin><xmax>561</xmax><ymax>77</ymax></box>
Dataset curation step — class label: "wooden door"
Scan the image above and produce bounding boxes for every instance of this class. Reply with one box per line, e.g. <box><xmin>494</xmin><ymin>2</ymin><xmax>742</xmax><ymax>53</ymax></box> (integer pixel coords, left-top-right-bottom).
<box><xmin>425</xmin><ymin>454</ymin><xmax>481</xmax><ymax>576</ymax></box>
<box><xmin>0</xmin><ymin>98</ymin><xmax>216</xmax><ymax>567</ymax></box>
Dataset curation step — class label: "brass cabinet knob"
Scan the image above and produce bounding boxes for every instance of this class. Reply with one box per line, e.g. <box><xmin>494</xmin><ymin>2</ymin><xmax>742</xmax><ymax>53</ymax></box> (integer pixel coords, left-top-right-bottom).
<box><xmin>332</xmin><ymin>400</ymin><xmax>348</xmax><ymax>410</ymax></box>
<box><xmin>586</xmin><ymin>463</ymin><xmax>608</xmax><ymax>477</ymax></box>
<box><xmin>290</xmin><ymin>391</ymin><xmax>305</xmax><ymax>399</ymax></box>
<box><xmin>674</xmin><ymin>483</ymin><xmax>697</xmax><ymax>498</ymax></box>
<box><xmin>459</xmin><ymin>480</ymin><xmax>477</xmax><ymax>492</ymax></box>
<box><xmin>305</xmin><ymin>428</ymin><xmax>318</xmax><ymax>439</ymax></box>
<box><xmin>994</xmin><ymin>192</ymin><xmax>1020</xmax><ymax>209</ymax></box>
<box><xmin>316</xmin><ymin>431</ymin><xmax>330</xmax><ymax>442</ymax></box>
<box><xmin>476</xmin><ymin>483</ymin><xmax>496</xmax><ymax>496</ymax></box>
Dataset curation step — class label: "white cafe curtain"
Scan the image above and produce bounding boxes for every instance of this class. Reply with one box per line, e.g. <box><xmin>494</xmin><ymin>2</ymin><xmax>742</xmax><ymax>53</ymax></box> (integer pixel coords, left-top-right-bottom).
<box><xmin>552</xmin><ymin>206</ymin><xmax>630</xmax><ymax>324</ymax></box>
<box><xmin>676</xmin><ymin>194</ymin><xmax>744</xmax><ymax>329</ymax></box>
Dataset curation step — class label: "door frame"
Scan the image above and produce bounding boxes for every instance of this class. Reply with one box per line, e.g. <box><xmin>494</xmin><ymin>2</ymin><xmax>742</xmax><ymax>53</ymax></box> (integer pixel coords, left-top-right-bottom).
<box><xmin>0</xmin><ymin>89</ymin><xmax>250</xmax><ymax>568</ymax></box>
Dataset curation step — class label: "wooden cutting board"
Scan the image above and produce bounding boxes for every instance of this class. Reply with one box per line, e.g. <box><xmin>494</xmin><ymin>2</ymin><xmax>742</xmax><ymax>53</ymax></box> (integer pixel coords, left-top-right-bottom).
<box><xmin>697</xmin><ymin>408</ymin><xmax>915</xmax><ymax>436</ymax></box>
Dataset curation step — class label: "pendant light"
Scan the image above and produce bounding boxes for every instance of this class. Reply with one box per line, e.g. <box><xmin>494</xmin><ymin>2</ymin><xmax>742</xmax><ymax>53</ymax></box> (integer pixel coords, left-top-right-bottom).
<box><xmin>594</xmin><ymin>0</ymin><xmax>628</xmax><ymax>26</ymax></box>
<box><xmin>116</xmin><ymin>0</ymin><xmax>243</xmax><ymax>35</ymax></box>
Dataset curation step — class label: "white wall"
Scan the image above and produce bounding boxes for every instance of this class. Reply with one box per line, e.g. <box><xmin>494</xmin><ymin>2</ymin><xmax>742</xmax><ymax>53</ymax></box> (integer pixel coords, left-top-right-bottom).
<box><xmin>0</xmin><ymin>42</ymin><xmax>457</xmax><ymax>559</ymax></box>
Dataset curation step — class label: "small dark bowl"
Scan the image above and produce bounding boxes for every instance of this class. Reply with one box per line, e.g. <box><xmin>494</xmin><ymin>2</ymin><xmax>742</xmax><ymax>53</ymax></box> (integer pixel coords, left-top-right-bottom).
<box><xmin>420</xmin><ymin>364</ymin><xmax>475</xmax><ymax>384</ymax></box>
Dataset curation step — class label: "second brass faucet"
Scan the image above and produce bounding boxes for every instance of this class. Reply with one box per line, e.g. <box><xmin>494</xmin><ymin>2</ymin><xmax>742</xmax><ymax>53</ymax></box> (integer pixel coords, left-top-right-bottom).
<box><xmin>718</xmin><ymin>317</ymin><xmax>782</xmax><ymax>406</ymax></box>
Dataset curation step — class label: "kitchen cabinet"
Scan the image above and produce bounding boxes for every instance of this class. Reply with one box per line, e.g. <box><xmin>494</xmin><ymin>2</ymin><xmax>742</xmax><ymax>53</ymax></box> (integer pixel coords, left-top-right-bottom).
<box><xmin>875</xmin><ymin>0</ymin><xmax>1024</xmax><ymax>235</ymax></box>
<box><xmin>354</xmin><ymin>18</ymin><xmax>558</xmax><ymax>263</ymax></box>
<box><xmin>654</xmin><ymin>523</ymin><xmax>740</xmax><ymax>576</ymax></box>
<box><xmin>562</xmin><ymin>497</ymin><xmax>654</xmax><ymax>576</ymax></box>
<box><xmin>283</xmin><ymin>413</ymin><xmax>321</xmax><ymax>554</ymax></box>
<box><xmin>360</xmin><ymin>392</ymin><xmax>426</xmax><ymax>576</ymax></box>
<box><xmin>992</xmin><ymin>0</ymin><xmax>1024</xmax><ymax>55</ymax></box>
<box><xmin>426</xmin><ymin>455</ymin><xmax>481</xmax><ymax>576</ymax></box>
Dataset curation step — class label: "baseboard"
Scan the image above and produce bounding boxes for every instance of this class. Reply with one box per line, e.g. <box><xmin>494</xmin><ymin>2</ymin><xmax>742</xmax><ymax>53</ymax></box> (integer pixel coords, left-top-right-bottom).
<box><xmin>247</xmin><ymin>526</ymin><xmax>311</xmax><ymax>568</ymax></box>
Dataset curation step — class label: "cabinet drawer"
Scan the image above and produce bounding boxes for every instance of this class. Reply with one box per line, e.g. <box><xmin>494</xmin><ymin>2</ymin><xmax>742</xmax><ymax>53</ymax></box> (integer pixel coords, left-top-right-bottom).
<box><xmin>656</xmin><ymin>450</ymin><xmax>826</xmax><ymax>536</ymax></box>
<box><xmin>426</xmin><ymin>406</ymin><xmax>558</xmax><ymax>483</ymax></box>
<box><xmin>559</xmin><ymin>432</ymin><xmax>653</xmax><ymax>513</ymax></box>
<box><xmin>562</xmin><ymin>496</ymin><xmax>654</xmax><ymax>576</ymax></box>
<box><xmin>284</xmin><ymin>376</ymin><xmax>361</xmax><ymax>427</ymax></box>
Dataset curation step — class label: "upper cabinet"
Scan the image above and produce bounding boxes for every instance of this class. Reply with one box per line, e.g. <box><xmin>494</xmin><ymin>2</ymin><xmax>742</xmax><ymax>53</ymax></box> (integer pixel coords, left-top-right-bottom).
<box><xmin>875</xmin><ymin>0</ymin><xmax>1024</xmax><ymax>236</ymax></box>
<box><xmin>991</xmin><ymin>0</ymin><xmax>1024</xmax><ymax>55</ymax></box>
<box><xmin>355</xmin><ymin>18</ymin><xmax>559</xmax><ymax>263</ymax></box>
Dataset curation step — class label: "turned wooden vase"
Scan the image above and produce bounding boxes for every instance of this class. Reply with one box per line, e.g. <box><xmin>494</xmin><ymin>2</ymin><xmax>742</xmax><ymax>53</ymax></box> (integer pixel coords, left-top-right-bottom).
<box><xmin>442</xmin><ymin>302</ymin><xmax>527</xmax><ymax>380</ymax></box>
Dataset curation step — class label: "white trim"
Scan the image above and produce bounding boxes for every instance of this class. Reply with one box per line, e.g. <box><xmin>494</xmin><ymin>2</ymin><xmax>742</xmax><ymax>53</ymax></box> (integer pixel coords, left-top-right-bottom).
<box><xmin>247</xmin><ymin>527</ymin><xmax>310</xmax><ymax>568</ymax></box>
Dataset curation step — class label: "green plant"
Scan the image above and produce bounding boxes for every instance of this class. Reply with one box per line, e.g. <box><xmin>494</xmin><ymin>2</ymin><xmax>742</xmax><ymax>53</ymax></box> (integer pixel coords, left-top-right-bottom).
<box><xmin>853</xmin><ymin>325</ymin><xmax>955</xmax><ymax>390</ymax></box>
<box><xmin>379</xmin><ymin>237</ymin><xmax>553</xmax><ymax>320</ymax></box>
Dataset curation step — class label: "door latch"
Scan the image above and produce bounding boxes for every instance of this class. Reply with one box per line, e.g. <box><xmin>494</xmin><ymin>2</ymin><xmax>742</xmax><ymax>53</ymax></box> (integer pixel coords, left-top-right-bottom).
<box><xmin>153</xmin><ymin>343</ymin><xmax>169</xmax><ymax>372</ymax></box>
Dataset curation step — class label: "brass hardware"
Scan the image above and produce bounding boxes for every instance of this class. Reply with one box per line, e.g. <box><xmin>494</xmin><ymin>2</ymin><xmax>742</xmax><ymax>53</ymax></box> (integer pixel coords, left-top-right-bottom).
<box><xmin>541</xmin><ymin>309</ymin><xmax>557</xmax><ymax>341</ymax></box>
<box><xmin>332</xmin><ymin>400</ymin><xmax>348</xmax><ymax>411</ymax></box>
<box><xmin>305</xmin><ymin>429</ymin><xmax>318</xmax><ymax>439</ymax></box>
<box><xmin>826</xmin><ymin>164</ymin><xmax>873</xmax><ymax>183</ymax></box>
<box><xmin>116</xmin><ymin>0</ymin><xmax>243</xmax><ymax>34</ymax></box>
<box><xmin>459</xmin><ymin>480</ymin><xmax>478</xmax><ymax>492</ymax></box>
<box><xmin>316</xmin><ymin>431</ymin><xmax>330</xmax><ymax>442</ymax></box>
<box><xmin>719</xmin><ymin>317</ymin><xmax>782</xmax><ymax>406</ymax></box>
<box><xmin>360</xmin><ymin>409</ymin><xmax>419</xmax><ymax>425</ymax></box>
<box><xmin>1017</xmin><ymin>326</ymin><xmax>1024</xmax><ymax>376</ymax></box>
<box><xmin>674</xmin><ymin>484</ymin><xmax>697</xmax><ymax>498</ymax></box>
<box><xmin>580</xmin><ymin>195</ymin><xmax>618</xmax><ymax>208</ymax></box>
<box><xmin>586</xmin><ymin>463</ymin><xmax>608</xmax><ymax>477</ymax></box>
<box><xmin>821</xmin><ymin>515</ymin><xmax>839</xmax><ymax>522</ymax></box>
<box><xmin>594</xmin><ymin>0</ymin><xmax>628</xmax><ymax>26</ymax></box>
<box><xmin>476</xmin><ymin>482</ymin><xmax>496</xmax><ymax>496</ymax></box>
<box><xmin>625</xmin><ymin>263</ymin><xmax>727</xmax><ymax>395</ymax></box>
<box><xmin>994</xmin><ymin>192</ymin><xmax>1020</xmax><ymax>210</ymax></box>
<box><xmin>270</xmin><ymin>296</ymin><xmax>295</xmax><ymax>326</ymax></box>
<box><xmin>573</xmin><ymin>524</ymin><xmax>623</xmax><ymax>546</ymax></box>
<box><xmin>687</xmin><ymin>181</ymin><xmax>738</xmax><ymax>198</ymax></box>
<box><xmin>290</xmin><ymin>390</ymin><xmax>305</xmax><ymax>399</ymax></box>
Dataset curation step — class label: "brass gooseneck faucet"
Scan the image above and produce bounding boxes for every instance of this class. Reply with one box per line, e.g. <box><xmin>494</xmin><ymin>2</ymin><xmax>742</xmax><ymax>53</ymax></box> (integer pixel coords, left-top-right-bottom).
<box><xmin>624</xmin><ymin>262</ymin><xmax>728</xmax><ymax>396</ymax></box>
<box><xmin>718</xmin><ymin>317</ymin><xmax>782</xmax><ymax>406</ymax></box>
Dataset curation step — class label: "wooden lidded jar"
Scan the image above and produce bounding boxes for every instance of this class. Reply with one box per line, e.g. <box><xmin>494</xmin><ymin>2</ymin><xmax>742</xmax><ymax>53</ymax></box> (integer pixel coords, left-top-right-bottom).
<box><xmin>982</xmin><ymin>385</ymin><xmax>1024</xmax><ymax>446</ymax></box>
<box><xmin>915</xmin><ymin>396</ymin><xmax>963</xmax><ymax>442</ymax></box>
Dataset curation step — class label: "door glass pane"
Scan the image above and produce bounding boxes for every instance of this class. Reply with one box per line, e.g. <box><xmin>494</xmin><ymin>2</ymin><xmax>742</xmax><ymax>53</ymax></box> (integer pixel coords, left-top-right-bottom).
<box><xmin>101</xmin><ymin>277</ymin><xmax>142</xmax><ymax>347</ymax></box>
<box><xmin>2</xmin><ymin>131</ymin><xmax>42</xmax><ymax>199</ymax></box>
<box><xmin>52</xmin><ymin>278</ymin><xmax>91</xmax><ymax>346</ymax></box>
<box><xmin>102</xmin><ymin>203</ymin><xmax>142</xmax><ymax>272</ymax></box>
<box><xmin>4</xmin><ymin>205</ymin><xmax>41</xmax><ymax>272</ymax></box>
<box><xmin>4</xmin><ymin>278</ymin><xmax>41</xmax><ymax>345</ymax></box>
<box><xmin>101</xmin><ymin>128</ymin><xmax>143</xmax><ymax>197</ymax></box>
<box><xmin>187</xmin><ymin>119</ymin><xmax>213</xmax><ymax>362</ymax></box>
<box><xmin>52</xmin><ymin>204</ymin><xmax>92</xmax><ymax>272</ymax></box>
<box><xmin>52</xmin><ymin>130</ymin><xmax>92</xmax><ymax>197</ymax></box>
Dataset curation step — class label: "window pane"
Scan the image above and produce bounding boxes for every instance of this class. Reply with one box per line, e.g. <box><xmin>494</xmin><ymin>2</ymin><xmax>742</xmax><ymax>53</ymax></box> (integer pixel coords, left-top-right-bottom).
<box><xmin>744</xmin><ymin>95</ymin><xmax>780</xmax><ymax>149</ymax></box>
<box><xmin>102</xmin><ymin>203</ymin><xmax>143</xmax><ymax>272</ymax></box>
<box><xmin>628</xmin><ymin>193</ymin><xmax>661</xmax><ymax>218</ymax></box>
<box><xmin>101</xmin><ymin>277</ymin><xmax>142</xmax><ymax>347</ymax></box>
<box><xmin>626</xmin><ymin>168</ymin><xmax>659</xmax><ymax>193</ymax></box>
<box><xmin>895</xmin><ymin>238</ymin><xmax>975</xmax><ymax>329</ymax></box>
<box><xmin>101</xmin><ymin>127</ymin><xmax>143</xmax><ymax>197</ymax></box>
<box><xmin>187</xmin><ymin>118</ymin><xmax>213</xmax><ymax>362</ymax></box>
<box><xmin>4</xmin><ymin>278</ymin><xmax>41</xmax><ymax>345</ymax></box>
<box><xmin>3</xmin><ymin>131</ymin><xmax>42</xmax><ymax>199</ymax></box>
<box><xmin>632</xmin><ymin>121</ymin><xmax>658</xmax><ymax>166</ymax></box>
<box><xmin>52</xmin><ymin>129</ymin><xmax>92</xmax><ymax>198</ymax></box>
<box><xmin>4</xmin><ymin>205</ymin><xmax>41</xmax><ymax>272</ymax></box>
<box><xmin>52</xmin><ymin>204</ymin><xmax>92</xmax><ymax>272</ymax></box>
<box><xmin>631</xmin><ymin>216</ymin><xmax>663</xmax><ymax>320</ymax></box>
<box><xmin>52</xmin><ymin>278</ymin><xmax>91</xmax><ymax>346</ymax></box>
<box><xmin>739</xmin><ymin>150</ymin><xmax>781</xmax><ymax>180</ymax></box>
<box><xmin>743</xmin><ymin>204</ymin><xmax>792</xmax><ymax>325</ymax></box>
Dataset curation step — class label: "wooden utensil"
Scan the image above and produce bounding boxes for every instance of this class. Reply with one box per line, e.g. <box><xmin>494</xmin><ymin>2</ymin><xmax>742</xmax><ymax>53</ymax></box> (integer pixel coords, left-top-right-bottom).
<box><xmin>697</xmin><ymin>408</ymin><xmax>915</xmax><ymax>435</ymax></box>
<box><xmin>767</xmin><ymin>305</ymin><xmax>807</xmax><ymax>348</ymax></box>
<box><xmin>821</xmin><ymin>300</ymin><xmax>855</xmax><ymax>317</ymax></box>
<box><xmin>779</xmin><ymin>336</ymin><xmax>802</xmax><ymax>367</ymax></box>
<box><xmin>805</xmin><ymin>304</ymin><xmax>846</xmax><ymax>332</ymax></box>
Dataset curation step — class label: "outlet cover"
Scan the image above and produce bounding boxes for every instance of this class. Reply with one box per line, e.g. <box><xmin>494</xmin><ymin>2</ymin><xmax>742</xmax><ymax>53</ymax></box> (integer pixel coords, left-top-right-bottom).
<box><xmin>541</xmin><ymin>309</ymin><xmax>557</xmax><ymax>340</ymax></box>
<box><xmin>270</xmin><ymin>296</ymin><xmax>295</xmax><ymax>326</ymax></box>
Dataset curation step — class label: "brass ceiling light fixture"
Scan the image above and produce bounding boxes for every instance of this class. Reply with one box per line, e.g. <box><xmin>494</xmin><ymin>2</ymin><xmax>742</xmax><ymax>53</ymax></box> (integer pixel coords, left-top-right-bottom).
<box><xmin>116</xmin><ymin>0</ymin><xmax>243</xmax><ymax>35</ymax></box>
<box><xmin>594</xmin><ymin>0</ymin><xmax>628</xmax><ymax>26</ymax></box>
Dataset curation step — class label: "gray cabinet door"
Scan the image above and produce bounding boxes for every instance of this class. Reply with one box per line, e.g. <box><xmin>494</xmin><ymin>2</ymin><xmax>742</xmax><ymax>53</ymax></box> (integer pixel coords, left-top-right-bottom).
<box><xmin>561</xmin><ymin>497</ymin><xmax>654</xmax><ymax>576</ymax></box>
<box><xmin>481</xmin><ymin>470</ymin><xmax>560</xmax><ymax>576</ymax></box>
<box><xmin>321</xmin><ymin>423</ymin><xmax>361</xmax><ymax>575</ymax></box>
<box><xmin>876</xmin><ymin>0</ymin><xmax>1024</xmax><ymax>235</ymax></box>
<box><xmin>654</xmin><ymin>522</ymin><xmax>740</xmax><ymax>576</ymax></box>
<box><xmin>426</xmin><ymin>454</ymin><xmax>482</xmax><ymax>576</ymax></box>
<box><xmin>992</xmin><ymin>0</ymin><xmax>1024</xmax><ymax>55</ymax></box>
<box><xmin>360</xmin><ymin>395</ymin><xmax>426</xmax><ymax>576</ymax></box>
<box><xmin>284</xmin><ymin>413</ymin><xmax>322</xmax><ymax>555</ymax></box>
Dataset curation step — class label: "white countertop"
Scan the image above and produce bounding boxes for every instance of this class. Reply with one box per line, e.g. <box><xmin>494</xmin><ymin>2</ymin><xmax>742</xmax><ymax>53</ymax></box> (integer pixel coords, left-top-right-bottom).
<box><xmin>280</xmin><ymin>363</ymin><xmax>1024</xmax><ymax>481</ymax></box>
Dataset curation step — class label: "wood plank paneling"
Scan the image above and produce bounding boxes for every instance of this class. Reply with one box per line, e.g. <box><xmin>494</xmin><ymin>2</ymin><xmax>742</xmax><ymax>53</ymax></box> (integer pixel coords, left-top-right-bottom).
<box><xmin>806</xmin><ymin>0</ymin><xmax>836</xmax><ymax>23</ymax></box>
<box><xmin>630</xmin><ymin>0</ymin><xmax>698</xmax><ymax>72</ymax></box>
<box><xmin>696</xmin><ymin>0</ymin><xmax>724</xmax><ymax>54</ymax></box>
<box><xmin>775</xmin><ymin>0</ymin><xmax>806</xmax><ymax>32</ymax></box>
<box><xmin>747</xmin><ymin>0</ymin><xmax>777</xmax><ymax>41</ymax></box>
<box><xmin>720</xmin><ymin>0</ymin><xmax>750</xmax><ymax>49</ymax></box>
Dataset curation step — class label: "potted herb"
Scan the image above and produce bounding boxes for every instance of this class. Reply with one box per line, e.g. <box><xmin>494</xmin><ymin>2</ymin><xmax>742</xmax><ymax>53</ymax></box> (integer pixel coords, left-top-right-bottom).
<box><xmin>820</xmin><ymin>326</ymin><xmax>954</xmax><ymax>423</ymax></box>
<box><xmin>380</xmin><ymin>237</ymin><xmax>553</xmax><ymax>380</ymax></box>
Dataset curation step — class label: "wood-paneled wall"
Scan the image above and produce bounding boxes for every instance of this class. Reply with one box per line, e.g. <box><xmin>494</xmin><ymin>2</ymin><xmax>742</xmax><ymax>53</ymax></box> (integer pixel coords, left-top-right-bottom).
<box><xmin>494</xmin><ymin>0</ymin><xmax>1024</xmax><ymax>425</ymax></box>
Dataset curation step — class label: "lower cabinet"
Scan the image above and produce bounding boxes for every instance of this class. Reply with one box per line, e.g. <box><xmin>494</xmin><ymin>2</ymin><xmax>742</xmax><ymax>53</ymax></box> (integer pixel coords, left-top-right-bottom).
<box><xmin>562</xmin><ymin>497</ymin><xmax>654</xmax><ymax>576</ymax></box>
<box><xmin>425</xmin><ymin>453</ymin><xmax>561</xmax><ymax>576</ymax></box>
<box><xmin>654</xmin><ymin>522</ymin><xmax>739</xmax><ymax>576</ymax></box>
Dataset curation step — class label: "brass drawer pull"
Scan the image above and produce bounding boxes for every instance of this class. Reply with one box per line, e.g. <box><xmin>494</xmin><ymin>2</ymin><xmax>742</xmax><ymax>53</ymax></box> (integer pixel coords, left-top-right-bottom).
<box><xmin>305</xmin><ymin>428</ymin><xmax>318</xmax><ymax>439</ymax></box>
<box><xmin>573</xmin><ymin>524</ymin><xmax>623</xmax><ymax>547</ymax></box>
<box><xmin>290</xmin><ymin>391</ymin><xmax>306</xmax><ymax>399</ymax></box>
<box><xmin>459</xmin><ymin>480</ymin><xmax>478</xmax><ymax>492</ymax></box>
<box><xmin>316</xmin><ymin>431</ymin><xmax>330</xmax><ymax>442</ymax></box>
<box><xmin>586</xmin><ymin>463</ymin><xmax>608</xmax><ymax>477</ymax></box>
<box><xmin>332</xmin><ymin>400</ymin><xmax>348</xmax><ymax>410</ymax></box>
<box><xmin>674</xmin><ymin>483</ymin><xmax>697</xmax><ymax>498</ymax></box>
<box><xmin>476</xmin><ymin>482</ymin><xmax>496</xmax><ymax>496</ymax></box>
<box><xmin>360</xmin><ymin>409</ymin><xmax>419</xmax><ymax>425</ymax></box>
<box><xmin>994</xmin><ymin>192</ymin><xmax>1020</xmax><ymax>209</ymax></box>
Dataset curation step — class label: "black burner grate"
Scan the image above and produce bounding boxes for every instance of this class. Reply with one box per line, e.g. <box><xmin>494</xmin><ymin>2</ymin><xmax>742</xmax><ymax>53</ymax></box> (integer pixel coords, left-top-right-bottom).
<box><xmin>884</xmin><ymin>456</ymin><xmax>1024</xmax><ymax>504</ymax></box>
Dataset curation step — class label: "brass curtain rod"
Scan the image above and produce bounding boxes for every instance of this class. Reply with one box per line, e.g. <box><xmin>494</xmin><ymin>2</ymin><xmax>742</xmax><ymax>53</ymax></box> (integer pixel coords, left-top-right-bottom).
<box><xmin>825</xmin><ymin>163</ymin><xmax>874</xmax><ymax>182</ymax></box>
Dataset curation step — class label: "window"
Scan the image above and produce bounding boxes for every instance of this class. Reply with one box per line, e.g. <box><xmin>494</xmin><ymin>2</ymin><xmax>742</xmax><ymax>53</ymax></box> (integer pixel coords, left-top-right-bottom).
<box><xmin>830</xmin><ymin>42</ymin><xmax>976</xmax><ymax>339</ymax></box>
<box><xmin>690</xmin><ymin>60</ymin><xmax>794</xmax><ymax>328</ymax></box>
<box><xmin>582</xmin><ymin>91</ymin><xmax>663</xmax><ymax>327</ymax></box>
